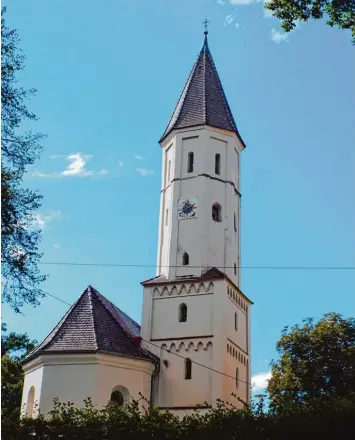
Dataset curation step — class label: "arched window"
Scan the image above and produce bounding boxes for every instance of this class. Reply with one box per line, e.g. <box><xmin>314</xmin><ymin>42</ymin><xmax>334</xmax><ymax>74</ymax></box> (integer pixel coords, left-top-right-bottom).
<box><xmin>212</xmin><ymin>203</ymin><xmax>222</xmax><ymax>222</ymax></box>
<box><xmin>235</xmin><ymin>312</ymin><xmax>238</xmax><ymax>331</ymax></box>
<box><xmin>26</xmin><ymin>386</ymin><xmax>35</xmax><ymax>417</ymax></box>
<box><xmin>236</xmin><ymin>368</ymin><xmax>239</xmax><ymax>388</ymax></box>
<box><xmin>110</xmin><ymin>386</ymin><xmax>129</xmax><ymax>406</ymax></box>
<box><xmin>110</xmin><ymin>390</ymin><xmax>124</xmax><ymax>406</ymax></box>
<box><xmin>233</xmin><ymin>348</ymin><xmax>235</xmax><ymax>357</ymax></box>
<box><xmin>179</xmin><ymin>303</ymin><xmax>187</xmax><ymax>322</ymax></box>
<box><xmin>234</xmin><ymin>213</ymin><xmax>237</xmax><ymax>232</ymax></box>
<box><xmin>182</xmin><ymin>252</ymin><xmax>189</xmax><ymax>266</ymax></box>
<box><xmin>185</xmin><ymin>357</ymin><xmax>192</xmax><ymax>379</ymax></box>
<box><xmin>187</xmin><ymin>152</ymin><xmax>194</xmax><ymax>173</ymax></box>
<box><xmin>215</xmin><ymin>153</ymin><xmax>221</xmax><ymax>175</ymax></box>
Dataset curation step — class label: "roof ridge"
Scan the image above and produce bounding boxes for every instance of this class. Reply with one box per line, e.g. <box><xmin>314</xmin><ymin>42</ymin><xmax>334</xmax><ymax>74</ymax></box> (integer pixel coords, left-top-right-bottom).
<box><xmin>23</xmin><ymin>288</ymin><xmax>90</xmax><ymax>360</ymax></box>
<box><xmin>94</xmin><ymin>290</ymin><xmax>140</xmax><ymax>338</ymax></box>
<box><xmin>87</xmin><ymin>286</ymin><xmax>98</xmax><ymax>350</ymax></box>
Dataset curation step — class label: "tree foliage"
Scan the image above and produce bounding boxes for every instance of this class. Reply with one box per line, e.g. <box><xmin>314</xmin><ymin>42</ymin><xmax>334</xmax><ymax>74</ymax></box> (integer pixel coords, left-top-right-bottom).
<box><xmin>268</xmin><ymin>312</ymin><xmax>355</xmax><ymax>412</ymax></box>
<box><xmin>1</xmin><ymin>324</ymin><xmax>37</xmax><ymax>421</ymax></box>
<box><xmin>2</xmin><ymin>395</ymin><xmax>355</xmax><ymax>440</ymax></box>
<box><xmin>1</xmin><ymin>7</ymin><xmax>46</xmax><ymax>312</ymax></box>
<box><xmin>265</xmin><ymin>0</ymin><xmax>355</xmax><ymax>44</ymax></box>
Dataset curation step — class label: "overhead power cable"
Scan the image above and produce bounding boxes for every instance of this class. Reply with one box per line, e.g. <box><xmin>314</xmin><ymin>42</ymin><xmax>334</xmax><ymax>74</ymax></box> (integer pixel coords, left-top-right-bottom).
<box><xmin>23</xmin><ymin>283</ymin><xmax>255</xmax><ymax>389</ymax></box>
<box><xmin>39</xmin><ymin>262</ymin><xmax>355</xmax><ymax>271</ymax></box>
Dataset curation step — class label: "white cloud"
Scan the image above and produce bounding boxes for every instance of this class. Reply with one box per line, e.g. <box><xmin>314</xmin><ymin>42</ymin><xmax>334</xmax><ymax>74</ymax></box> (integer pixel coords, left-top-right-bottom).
<box><xmin>33</xmin><ymin>153</ymin><xmax>111</xmax><ymax>178</ymax></box>
<box><xmin>134</xmin><ymin>155</ymin><xmax>144</xmax><ymax>160</ymax></box>
<box><xmin>97</xmin><ymin>169</ymin><xmax>110</xmax><ymax>175</ymax></box>
<box><xmin>229</xmin><ymin>0</ymin><xmax>261</xmax><ymax>4</ymax></box>
<box><xmin>53</xmin><ymin>244</ymin><xmax>61</xmax><ymax>249</ymax></box>
<box><xmin>136</xmin><ymin>168</ymin><xmax>154</xmax><ymax>177</ymax></box>
<box><xmin>224</xmin><ymin>14</ymin><xmax>236</xmax><ymax>26</ymax></box>
<box><xmin>32</xmin><ymin>170</ymin><xmax>54</xmax><ymax>178</ymax></box>
<box><xmin>118</xmin><ymin>161</ymin><xmax>124</xmax><ymax>167</ymax></box>
<box><xmin>271</xmin><ymin>28</ymin><xmax>288</xmax><ymax>43</ymax></box>
<box><xmin>61</xmin><ymin>153</ymin><xmax>94</xmax><ymax>177</ymax></box>
<box><xmin>251</xmin><ymin>371</ymin><xmax>271</xmax><ymax>391</ymax></box>
<box><xmin>33</xmin><ymin>211</ymin><xmax>61</xmax><ymax>229</ymax></box>
<box><xmin>216</xmin><ymin>0</ymin><xmax>226</xmax><ymax>5</ymax></box>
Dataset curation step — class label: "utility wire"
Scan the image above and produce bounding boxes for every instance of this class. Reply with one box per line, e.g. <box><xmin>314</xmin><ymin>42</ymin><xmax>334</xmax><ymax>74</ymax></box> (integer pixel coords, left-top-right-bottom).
<box><xmin>24</xmin><ymin>283</ymin><xmax>255</xmax><ymax>388</ymax></box>
<box><xmin>39</xmin><ymin>262</ymin><xmax>355</xmax><ymax>270</ymax></box>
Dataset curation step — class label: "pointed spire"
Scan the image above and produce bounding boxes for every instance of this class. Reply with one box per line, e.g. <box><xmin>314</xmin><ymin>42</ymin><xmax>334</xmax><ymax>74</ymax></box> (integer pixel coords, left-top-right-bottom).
<box><xmin>159</xmin><ymin>33</ymin><xmax>245</xmax><ymax>147</ymax></box>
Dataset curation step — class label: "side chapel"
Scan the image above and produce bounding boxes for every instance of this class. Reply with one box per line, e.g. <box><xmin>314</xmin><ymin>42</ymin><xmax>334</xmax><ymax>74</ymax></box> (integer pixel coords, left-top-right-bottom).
<box><xmin>21</xmin><ymin>29</ymin><xmax>253</xmax><ymax>417</ymax></box>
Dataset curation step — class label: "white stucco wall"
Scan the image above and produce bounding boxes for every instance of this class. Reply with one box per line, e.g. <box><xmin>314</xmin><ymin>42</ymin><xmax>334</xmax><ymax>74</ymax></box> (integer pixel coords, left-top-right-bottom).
<box><xmin>141</xmin><ymin>278</ymin><xmax>252</xmax><ymax>411</ymax></box>
<box><xmin>21</xmin><ymin>353</ymin><xmax>156</xmax><ymax>416</ymax></box>
<box><xmin>158</xmin><ymin>339</ymin><xmax>213</xmax><ymax>408</ymax></box>
<box><xmin>157</xmin><ymin>126</ymin><xmax>243</xmax><ymax>286</ymax></box>
<box><xmin>21</xmin><ymin>363</ymin><xmax>44</xmax><ymax>417</ymax></box>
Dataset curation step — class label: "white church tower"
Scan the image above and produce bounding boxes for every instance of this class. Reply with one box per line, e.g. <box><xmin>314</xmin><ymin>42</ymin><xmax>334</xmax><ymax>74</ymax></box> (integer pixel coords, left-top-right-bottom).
<box><xmin>141</xmin><ymin>30</ymin><xmax>252</xmax><ymax>415</ymax></box>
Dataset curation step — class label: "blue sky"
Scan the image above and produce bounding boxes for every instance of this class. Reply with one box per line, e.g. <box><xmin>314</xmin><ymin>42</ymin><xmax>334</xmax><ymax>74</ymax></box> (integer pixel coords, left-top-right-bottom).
<box><xmin>3</xmin><ymin>0</ymin><xmax>355</xmax><ymax>394</ymax></box>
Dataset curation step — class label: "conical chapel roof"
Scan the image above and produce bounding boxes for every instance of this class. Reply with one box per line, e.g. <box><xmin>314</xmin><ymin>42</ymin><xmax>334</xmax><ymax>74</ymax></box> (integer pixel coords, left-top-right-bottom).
<box><xmin>159</xmin><ymin>34</ymin><xmax>246</xmax><ymax>147</ymax></box>
<box><xmin>23</xmin><ymin>286</ymin><xmax>157</xmax><ymax>364</ymax></box>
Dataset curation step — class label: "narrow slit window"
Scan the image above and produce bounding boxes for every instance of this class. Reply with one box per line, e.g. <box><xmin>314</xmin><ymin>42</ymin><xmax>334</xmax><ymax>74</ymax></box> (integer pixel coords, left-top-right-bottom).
<box><xmin>215</xmin><ymin>153</ymin><xmax>221</xmax><ymax>175</ymax></box>
<box><xmin>212</xmin><ymin>204</ymin><xmax>222</xmax><ymax>222</ymax></box>
<box><xmin>179</xmin><ymin>303</ymin><xmax>187</xmax><ymax>322</ymax></box>
<box><xmin>234</xmin><ymin>263</ymin><xmax>237</xmax><ymax>275</ymax></box>
<box><xmin>167</xmin><ymin>160</ymin><xmax>171</xmax><ymax>182</ymax></box>
<box><xmin>187</xmin><ymin>152</ymin><xmax>194</xmax><ymax>173</ymax></box>
<box><xmin>185</xmin><ymin>358</ymin><xmax>192</xmax><ymax>380</ymax></box>
<box><xmin>234</xmin><ymin>213</ymin><xmax>237</xmax><ymax>232</ymax></box>
<box><xmin>236</xmin><ymin>368</ymin><xmax>239</xmax><ymax>388</ymax></box>
<box><xmin>235</xmin><ymin>312</ymin><xmax>238</xmax><ymax>331</ymax></box>
<box><xmin>182</xmin><ymin>252</ymin><xmax>189</xmax><ymax>266</ymax></box>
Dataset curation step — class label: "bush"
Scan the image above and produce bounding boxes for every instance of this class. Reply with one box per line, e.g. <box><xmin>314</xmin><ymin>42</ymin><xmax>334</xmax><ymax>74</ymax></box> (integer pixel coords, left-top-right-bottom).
<box><xmin>2</xmin><ymin>396</ymin><xmax>355</xmax><ymax>440</ymax></box>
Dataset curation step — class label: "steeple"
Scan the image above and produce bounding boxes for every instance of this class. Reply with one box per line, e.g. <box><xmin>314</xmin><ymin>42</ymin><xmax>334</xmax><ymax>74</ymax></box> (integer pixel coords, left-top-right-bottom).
<box><xmin>160</xmin><ymin>33</ymin><xmax>245</xmax><ymax>147</ymax></box>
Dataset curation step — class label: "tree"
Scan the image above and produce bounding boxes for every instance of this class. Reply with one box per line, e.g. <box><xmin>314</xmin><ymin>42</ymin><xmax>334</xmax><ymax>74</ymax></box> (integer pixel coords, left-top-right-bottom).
<box><xmin>264</xmin><ymin>0</ymin><xmax>355</xmax><ymax>44</ymax></box>
<box><xmin>1</xmin><ymin>324</ymin><xmax>37</xmax><ymax>421</ymax></box>
<box><xmin>1</xmin><ymin>7</ymin><xmax>46</xmax><ymax>312</ymax></box>
<box><xmin>268</xmin><ymin>312</ymin><xmax>355</xmax><ymax>412</ymax></box>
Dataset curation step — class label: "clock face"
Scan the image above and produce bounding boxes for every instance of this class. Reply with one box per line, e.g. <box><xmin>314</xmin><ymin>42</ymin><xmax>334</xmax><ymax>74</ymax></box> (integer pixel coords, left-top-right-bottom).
<box><xmin>178</xmin><ymin>198</ymin><xmax>198</xmax><ymax>219</ymax></box>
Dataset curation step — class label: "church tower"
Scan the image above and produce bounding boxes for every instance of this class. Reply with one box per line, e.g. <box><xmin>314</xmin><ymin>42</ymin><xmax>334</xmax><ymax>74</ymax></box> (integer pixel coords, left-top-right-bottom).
<box><xmin>141</xmin><ymin>31</ymin><xmax>252</xmax><ymax>415</ymax></box>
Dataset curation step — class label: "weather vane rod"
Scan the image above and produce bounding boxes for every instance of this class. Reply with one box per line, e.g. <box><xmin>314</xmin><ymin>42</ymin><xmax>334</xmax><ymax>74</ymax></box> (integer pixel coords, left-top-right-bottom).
<box><xmin>203</xmin><ymin>18</ymin><xmax>210</xmax><ymax>35</ymax></box>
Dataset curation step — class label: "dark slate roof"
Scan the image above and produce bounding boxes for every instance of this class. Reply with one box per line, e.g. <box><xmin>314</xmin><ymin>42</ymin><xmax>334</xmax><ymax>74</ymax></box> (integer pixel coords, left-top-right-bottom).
<box><xmin>159</xmin><ymin>34</ymin><xmax>246</xmax><ymax>147</ymax></box>
<box><xmin>141</xmin><ymin>267</ymin><xmax>253</xmax><ymax>304</ymax></box>
<box><xmin>23</xmin><ymin>286</ymin><xmax>158</xmax><ymax>364</ymax></box>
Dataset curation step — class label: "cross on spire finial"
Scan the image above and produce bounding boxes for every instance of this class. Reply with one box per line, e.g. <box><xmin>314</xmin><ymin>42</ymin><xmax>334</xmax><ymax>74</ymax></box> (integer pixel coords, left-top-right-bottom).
<box><xmin>203</xmin><ymin>18</ymin><xmax>210</xmax><ymax>35</ymax></box>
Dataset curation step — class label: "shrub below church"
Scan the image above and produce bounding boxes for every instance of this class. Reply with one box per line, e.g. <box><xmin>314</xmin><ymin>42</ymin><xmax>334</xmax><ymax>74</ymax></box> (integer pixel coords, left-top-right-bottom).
<box><xmin>2</xmin><ymin>396</ymin><xmax>355</xmax><ymax>440</ymax></box>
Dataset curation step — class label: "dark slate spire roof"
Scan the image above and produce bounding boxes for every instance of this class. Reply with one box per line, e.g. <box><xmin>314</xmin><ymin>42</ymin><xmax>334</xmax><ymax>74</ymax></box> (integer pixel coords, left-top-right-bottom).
<box><xmin>24</xmin><ymin>286</ymin><xmax>157</xmax><ymax>364</ymax></box>
<box><xmin>160</xmin><ymin>34</ymin><xmax>245</xmax><ymax>146</ymax></box>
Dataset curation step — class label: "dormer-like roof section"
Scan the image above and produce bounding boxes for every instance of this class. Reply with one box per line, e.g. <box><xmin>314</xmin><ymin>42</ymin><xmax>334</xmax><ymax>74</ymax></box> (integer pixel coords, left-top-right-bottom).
<box><xmin>23</xmin><ymin>286</ymin><xmax>157</xmax><ymax>364</ymax></box>
<box><xmin>159</xmin><ymin>34</ymin><xmax>246</xmax><ymax>147</ymax></box>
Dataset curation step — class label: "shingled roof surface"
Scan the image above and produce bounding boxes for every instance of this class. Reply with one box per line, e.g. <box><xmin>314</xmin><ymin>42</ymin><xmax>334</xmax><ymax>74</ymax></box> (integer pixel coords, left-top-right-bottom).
<box><xmin>24</xmin><ymin>286</ymin><xmax>157</xmax><ymax>363</ymax></box>
<box><xmin>160</xmin><ymin>34</ymin><xmax>245</xmax><ymax>146</ymax></box>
